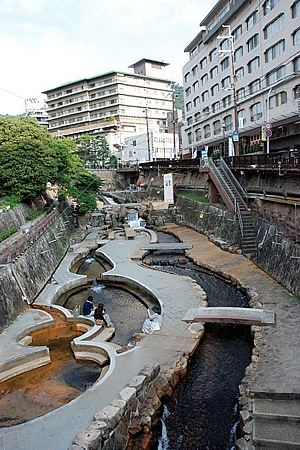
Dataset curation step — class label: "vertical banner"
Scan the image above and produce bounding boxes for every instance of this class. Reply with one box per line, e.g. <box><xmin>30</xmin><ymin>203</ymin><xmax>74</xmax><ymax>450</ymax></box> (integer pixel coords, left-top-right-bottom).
<box><xmin>228</xmin><ymin>137</ymin><xmax>234</xmax><ymax>156</ymax></box>
<box><xmin>201</xmin><ymin>147</ymin><xmax>209</xmax><ymax>167</ymax></box>
<box><xmin>164</xmin><ymin>173</ymin><xmax>174</xmax><ymax>203</ymax></box>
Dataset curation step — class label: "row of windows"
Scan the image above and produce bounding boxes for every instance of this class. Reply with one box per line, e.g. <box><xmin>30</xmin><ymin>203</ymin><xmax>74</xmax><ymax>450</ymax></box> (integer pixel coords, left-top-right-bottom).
<box><xmin>185</xmin><ymin>54</ymin><xmax>300</xmax><ymax>109</ymax></box>
<box><xmin>186</xmin><ymin>0</ymin><xmax>300</xmax><ymax>82</ymax></box>
<box><xmin>186</xmin><ymin>85</ymin><xmax>299</xmax><ymax>133</ymax></box>
<box><xmin>189</xmin><ymin>0</ymin><xmax>300</xmax><ymax>67</ymax></box>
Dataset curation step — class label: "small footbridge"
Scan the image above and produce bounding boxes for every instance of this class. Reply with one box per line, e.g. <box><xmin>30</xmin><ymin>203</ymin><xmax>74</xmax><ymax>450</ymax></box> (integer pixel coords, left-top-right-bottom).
<box><xmin>140</xmin><ymin>243</ymin><xmax>193</xmax><ymax>251</ymax></box>
<box><xmin>183</xmin><ymin>307</ymin><xmax>275</xmax><ymax>326</ymax></box>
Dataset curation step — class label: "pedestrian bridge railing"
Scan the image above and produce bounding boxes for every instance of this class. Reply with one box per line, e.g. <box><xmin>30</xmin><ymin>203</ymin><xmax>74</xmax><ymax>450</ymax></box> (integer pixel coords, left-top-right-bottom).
<box><xmin>183</xmin><ymin>307</ymin><xmax>275</xmax><ymax>326</ymax></box>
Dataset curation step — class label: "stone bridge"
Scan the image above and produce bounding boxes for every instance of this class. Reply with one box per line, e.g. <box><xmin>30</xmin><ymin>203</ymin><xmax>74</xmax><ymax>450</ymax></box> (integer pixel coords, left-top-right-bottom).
<box><xmin>183</xmin><ymin>306</ymin><xmax>275</xmax><ymax>326</ymax></box>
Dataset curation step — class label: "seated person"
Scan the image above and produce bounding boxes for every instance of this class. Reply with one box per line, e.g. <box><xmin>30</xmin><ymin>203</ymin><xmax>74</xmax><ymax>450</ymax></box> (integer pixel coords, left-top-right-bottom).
<box><xmin>82</xmin><ymin>295</ymin><xmax>95</xmax><ymax>316</ymax></box>
<box><xmin>94</xmin><ymin>303</ymin><xmax>111</xmax><ymax>327</ymax></box>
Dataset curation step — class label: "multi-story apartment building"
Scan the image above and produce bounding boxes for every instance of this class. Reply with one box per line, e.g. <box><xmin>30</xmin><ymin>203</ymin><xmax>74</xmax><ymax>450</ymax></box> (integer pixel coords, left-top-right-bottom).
<box><xmin>182</xmin><ymin>0</ymin><xmax>300</xmax><ymax>158</ymax></box>
<box><xmin>123</xmin><ymin>131</ymin><xmax>180</xmax><ymax>164</ymax></box>
<box><xmin>42</xmin><ymin>59</ymin><xmax>174</xmax><ymax>160</ymax></box>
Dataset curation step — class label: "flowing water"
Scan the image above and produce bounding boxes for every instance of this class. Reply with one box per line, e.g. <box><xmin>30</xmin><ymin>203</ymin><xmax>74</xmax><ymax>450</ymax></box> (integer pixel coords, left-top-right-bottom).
<box><xmin>147</xmin><ymin>232</ymin><xmax>253</xmax><ymax>450</ymax></box>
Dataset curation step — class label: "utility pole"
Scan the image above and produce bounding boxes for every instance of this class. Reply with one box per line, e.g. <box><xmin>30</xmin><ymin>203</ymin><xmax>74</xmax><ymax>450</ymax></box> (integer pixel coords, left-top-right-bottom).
<box><xmin>145</xmin><ymin>107</ymin><xmax>151</xmax><ymax>161</ymax></box>
<box><xmin>217</xmin><ymin>25</ymin><xmax>240</xmax><ymax>156</ymax></box>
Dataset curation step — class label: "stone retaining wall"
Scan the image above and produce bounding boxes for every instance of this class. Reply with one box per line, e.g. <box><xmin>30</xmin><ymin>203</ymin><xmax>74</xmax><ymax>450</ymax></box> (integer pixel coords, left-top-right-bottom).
<box><xmin>173</xmin><ymin>196</ymin><xmax>300</xmax><ymax>295</ymax></box>
<box><xmin>0</xmin><ymin>210</ymin><xmax>75</xmax><ymax>331</ymax></box>
<box><xmin>70</xmin><ymin>358</ymin><xmax>189</xmax><ymax>450</ymax></box>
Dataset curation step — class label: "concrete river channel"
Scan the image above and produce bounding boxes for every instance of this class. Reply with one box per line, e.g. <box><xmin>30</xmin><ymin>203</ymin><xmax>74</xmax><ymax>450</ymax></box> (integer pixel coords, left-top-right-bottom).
<box><xmin>0</xmin><ymin>231</ymin><xmax>253</xmax><ymax>449</ymax></box>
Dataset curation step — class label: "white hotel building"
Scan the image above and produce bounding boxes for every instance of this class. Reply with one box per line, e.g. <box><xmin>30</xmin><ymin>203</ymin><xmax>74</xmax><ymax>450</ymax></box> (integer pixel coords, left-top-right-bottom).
<box><xmin>181</xmin><ymin>0</ymin><xmax>300</xmax><ymax>158</ymax></box>
<box><xmin>42</xmin><ymin>59</ymin><xmax>175</xmax><ymax>161</ymax></box>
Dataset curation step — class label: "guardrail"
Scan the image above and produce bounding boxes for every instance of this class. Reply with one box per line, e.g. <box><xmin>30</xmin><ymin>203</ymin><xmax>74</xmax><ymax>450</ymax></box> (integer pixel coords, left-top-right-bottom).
<box><xmin>224</xmin><ymin>150</ymin><xmax>300</xmax><ymax>173</ymax></box>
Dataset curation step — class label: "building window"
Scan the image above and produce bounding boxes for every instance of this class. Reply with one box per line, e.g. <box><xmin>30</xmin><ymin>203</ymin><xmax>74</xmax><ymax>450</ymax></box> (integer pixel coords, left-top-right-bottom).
<box><xmin>264</xmin><ymin>14</ymin><xmax>284</xmax><ymax>39</ymax></box>
<box><xmin>292</xmin><ymin>0</ymin><xmax>300</xmax><ymax>18</ymax></box>
<box><xmin>201</xmin><ymin>74</ymin><xmax>209</xmax><ymax>85</ymax></box>
<box><xmin>213</xmin><ymin>120</ymin><xmax>221</xmax><ymax>135</ymax></box>
<box><xmin>293</xmin><ymin>28</ymin><xmax>300</xmax><ymax>45</ymax></box>
<box><xmin>210</xmin><ymin>66</ymin><xmax>218</xmax><ymax>79</ymax></box>
<box><xmin>234</xmin><ymin>46</ymin><xmax>243</xmax><ymax>62</ymax></box>
<box><xmin>294</xmin><ymin>84</ymin><xmax>300</xmax><ymax>98</ymax></box>
<box><xmin>202</xmin><ymin>90</ymin><xmax>209</xmax><ymax>102</ymax></box>
<box><xmin>209</xmin><ymin>47</ymin><xmax>218</xmax><ymax>61</ymax></box>
<box><xmin>221</xmin><ymin>76</ymin><xmax>231</xmax><ymax>89</ymax></box>
<box><xmin>236</xmin><ymin>67</ymin><xmax>244</xmax><ymax>81</ymax></box>
<box><xmin>237</xmin><ymin>88</ymin><xmax>246</xmax><ymax>100</ymax></box>
<box><xmin>248</xmin><ymin>56</ymin><xmax>260</xmax><ymax>73</ymax></box>
<box><xmin>193</xmin><ymin>81</ymin><xmax>199</xmax><ymax>91</ymax></box>
<box><xmin>249</xmin><ymin>79</ymin><xmax>261</xmax><ymax>94</ymax></box>
<box><xmin>195</xmin><ymin>128</ymin><xmax>202</xmax><ymax>141</ymax></box>
<box><xmin>250</xmin><ymin>102</ymin><xmax>262</xmax><ymax>121</ymax></box>
<box><xmin>232</xmin><ymin>25</ymin><xmax>243</xmax><ymax>40</ymax></box>
<box><xmin>186</xmin><ymin>101</ymin><xmax>192</xmax><ymax>112</ymax></box>
<box><xmin>223</xmin><ymin>115</ymin><xmax>233</xmax><ymax>130</ymax></box>
<box><xmin>192</xmin><ymin>65</ymin><xmax>199</xmax><ymax>76</ymax></box>
<box><xmin>221</xmin><ymin>57</ymin><xmax>230</xmax><ymax>71</ymax></box>
<box><xmin>193</xmin><ymin>96</ymin><xmax>200</xmax><ymax>107</ymax></box>
<box><xmin>212</xmin><ymin>101</ymin><xmax>220</xmax><ymax>113</ymax></box>
<box><xmin>238</xmin><ymin>109</ymin><xmax>246</xmax><ymax>127</ymax></box>
<box><xmin>265</xmin><ymin>39</ymin><xmax>285</xmax><ymax>62</ymax></box>
<box><xmin>223</xmin><ymin>95</ymin><xmax>232</xmax><ymax>108</ymax></box>
<box><xmin>246</xmin><ymin>10</ymin><xmax>258</xmax><ymax>30</ymax></box>
<box><xmin>184</xmin><ymin>72</ymin><xmax>190</xmax><ymax>83</ymax></box>
<box><xmin>200</xmin><ymin>57</ymin><xmax>208</xmax><ymax>70</ymax></box>
<box><xmin>266</xmin><ymin>65</ymin><xmax>286</xmax><ymax>85</ymax></box>
<box><xmin>294</xmin><ymin>55</ymin><xmax>300</xmax><ymax>72</ymax></box>
<box><xmin>203</xmin><ymin>106</ymin><xmax>210</xmax><ymax>116</ymax></box>
<box><xmin>185</xmin><ymin>87</ymin><xmax>191</xmax><ymax>97</ymax></box>
<box><xmin>190</xmin><ymin>47</ymin><xmax>198</xmax><ymax>59</ymax></box>
<box><xmin>187</xmin><ymin>116</ymin><xmax>193</xmax><ymax>125</ymax></box>
<box><xmin>269</xmin><ymin>91</ymin><xmax>287</xmax><ymax>109</ymax></box>
<box><xmin>194</xmin><ymin>112</ymin><xmax>201</xmax><ymax>122</ymax></box>
<box><xmin>263</xmin><ymin>0</ymin><xmax>280</xmax><ymax>15</ymax></box>
<box><xmin>211</xmin><ymin>84</ymin><xmax>219</xmax><ymax>96</ymax></box>
<box><xmin>187</xmin><ymin>132</ymin><xmax>193</xmax><ymax>144</ymax></box>
<box><xmin>247</xmin><ymin>33</ymin><xmax>259</xmax><ymax>51</ymax></box>
<box><xmin>204</xmin><ymin>124</ymin><xmax>211</xmax><ymax>138</ymax></box>
<box><xmin>220</xmin><ymin>38</ymin><xmax>232</xmax><ymax>52</ymax></box>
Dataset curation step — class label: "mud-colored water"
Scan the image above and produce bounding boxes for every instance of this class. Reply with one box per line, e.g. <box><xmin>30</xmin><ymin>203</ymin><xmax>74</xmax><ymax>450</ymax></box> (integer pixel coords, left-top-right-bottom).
<box><xmin>0</xmin><ymin>311</ymin><xmax>101</xmax><ymax>428</ymax></box>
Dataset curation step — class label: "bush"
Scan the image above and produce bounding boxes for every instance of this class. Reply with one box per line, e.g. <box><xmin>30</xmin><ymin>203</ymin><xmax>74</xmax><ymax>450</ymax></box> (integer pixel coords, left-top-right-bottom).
<box><xmin>0</xmin><ymin>226</ymin><xmax>18</xmax><ymax>243</ymax></box>
<box><xmin>26</xmin><ymin>209</ymin><xmax>44</xmax><ymax>221</ymax></box>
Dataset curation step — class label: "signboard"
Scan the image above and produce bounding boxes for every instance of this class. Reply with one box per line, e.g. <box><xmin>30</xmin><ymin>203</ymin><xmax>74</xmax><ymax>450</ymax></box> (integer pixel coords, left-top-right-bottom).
<box><xmin>201</xmin><ymin>147</ymin><xmax>209</xmax><ymax>167</ymax></box>
<box><xmin>163</xmin><ymin>173</ymin><xmax>174</xmax><ymax>203</ymax></box>
<box><xmin>266</xmin><ymin>129</ymin><xmax>272</xmax><ymax>138</ymax></box>
<box><xmin>265</xmin><ymin>122</ymin><xmax>272</xmax><ymax>129</ymax></box>
<box><xmin>232</xmin><ymin>130</ymin><xmax>239</xmax><ymax>142</ymax></box>
<box><xmin>261</xmin><ymin>125</ymin><xmax>266</xmax><ymax>142</ymax></box>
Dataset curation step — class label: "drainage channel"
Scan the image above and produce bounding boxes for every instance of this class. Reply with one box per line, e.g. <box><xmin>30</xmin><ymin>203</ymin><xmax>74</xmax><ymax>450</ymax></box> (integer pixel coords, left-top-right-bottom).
<box><xmin>146</xmin><ymin>232</ymin><xmax>253</xmax><ymax>450</ymax></box>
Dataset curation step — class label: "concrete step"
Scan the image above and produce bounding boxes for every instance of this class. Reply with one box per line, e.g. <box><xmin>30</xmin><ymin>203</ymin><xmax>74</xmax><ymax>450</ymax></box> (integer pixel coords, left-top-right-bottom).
<box><xmin>253</xmin><ymin>419</ymin><xmax>300</xmax><ymax>449</ymax></box>
<box><xmin>253</xmin><ymin>398</ymin><xmax>300</xmax><ymax>422</ymax></box>
<box><xmin>252</xmin><ymin>399</ymin><xmax>300</xmax><ymax>449</ymax></box>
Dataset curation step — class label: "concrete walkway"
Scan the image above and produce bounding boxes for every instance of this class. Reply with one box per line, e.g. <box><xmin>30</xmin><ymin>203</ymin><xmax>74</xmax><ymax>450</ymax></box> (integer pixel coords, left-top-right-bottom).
<box><xmin>0</xmin><ymin>229</ymin><xmax>205</xmax><ymax>450</ymax></box>
<box><xmin>0</xmin><ymin>225</ymin><xmax>299</xmax><ymax>449</ymax></box>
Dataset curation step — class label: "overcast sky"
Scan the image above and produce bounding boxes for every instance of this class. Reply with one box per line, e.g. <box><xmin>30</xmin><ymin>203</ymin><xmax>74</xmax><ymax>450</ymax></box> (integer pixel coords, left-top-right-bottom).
<box><xmin>0</xmin><ymin>0</ymin><xmax>216</xmax><ymax>115</ymax></box>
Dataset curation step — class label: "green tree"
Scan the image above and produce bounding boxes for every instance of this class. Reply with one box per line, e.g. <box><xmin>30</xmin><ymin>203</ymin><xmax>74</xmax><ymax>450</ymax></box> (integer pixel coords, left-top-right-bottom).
<box><xmin>77</xmin><ymin>135</ymin><xmax>111</xmax><ymax>168</ymax></box>
<box><xmin>0</xmin><ymin>116</ymin><xmax>57</xmax><ymax>200</ymax></box>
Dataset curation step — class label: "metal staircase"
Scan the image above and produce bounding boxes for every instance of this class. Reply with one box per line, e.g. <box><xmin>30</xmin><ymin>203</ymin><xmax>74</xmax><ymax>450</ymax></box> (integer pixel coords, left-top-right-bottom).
<box><xmin>208</xmin><ymin>158</ymin><xmax>257</xmax><ymax>256</ymax></box>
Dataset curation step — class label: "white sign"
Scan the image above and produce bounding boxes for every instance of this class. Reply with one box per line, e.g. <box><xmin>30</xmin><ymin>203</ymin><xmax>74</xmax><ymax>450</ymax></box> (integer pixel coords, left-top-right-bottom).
<box><xmin>164</xmin><ymin>173</ymin><xmax>174</xmax><ymax>203</ymax></box>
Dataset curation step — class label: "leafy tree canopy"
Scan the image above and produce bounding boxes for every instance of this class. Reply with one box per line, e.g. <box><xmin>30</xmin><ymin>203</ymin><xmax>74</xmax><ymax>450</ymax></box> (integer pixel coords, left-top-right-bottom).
<box><xmin>0</xmin><ymin>116</ymin><xmax>56</xmax><ymax>200</ymax></box>
<box><xmin>0</xmin><ymin>117</ymin><xmax>102</xmax><ymax>213</ymax></box>
<box><xmin>77</xmin><ymin>135</ymin><xmax>111</xmax><ymax>168</ymax></box>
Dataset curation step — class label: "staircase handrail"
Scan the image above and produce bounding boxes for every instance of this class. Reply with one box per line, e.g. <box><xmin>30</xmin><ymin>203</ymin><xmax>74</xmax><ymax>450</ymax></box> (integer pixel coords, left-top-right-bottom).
<box><xmin>235</xmin><ymin>199</ymin><xmax>244</xmax><ymax>239</ymax></box>
<box><xmin>220</xmin><ymin>158</ymin><xmax>248</xmax><ymax>207</ymax></box>
<box><xmin>208</xmin><ymin>159</ymin><xmax>235</xmax><ymax>210</ymax></box>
